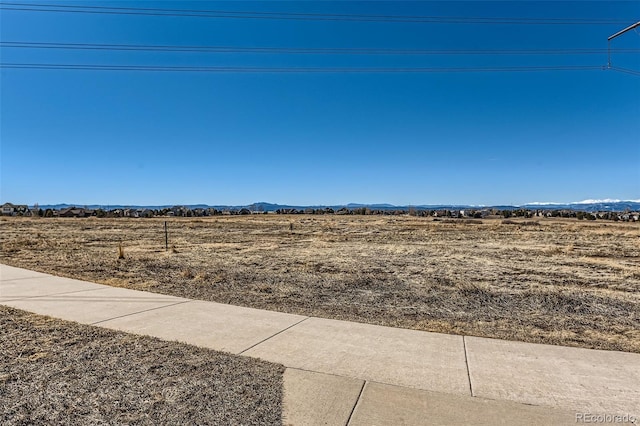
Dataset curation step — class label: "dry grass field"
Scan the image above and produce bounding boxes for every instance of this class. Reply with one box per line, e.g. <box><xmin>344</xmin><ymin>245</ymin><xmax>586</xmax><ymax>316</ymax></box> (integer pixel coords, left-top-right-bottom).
<box><xmin>1</xmin><ymin>305</ymin><xmax>283</xmax><ymax>425</ymax></box>
<box><xmin>1</xmin><ymin>215</ymin><xmax>638</xmax><ymax>353</ymax></box>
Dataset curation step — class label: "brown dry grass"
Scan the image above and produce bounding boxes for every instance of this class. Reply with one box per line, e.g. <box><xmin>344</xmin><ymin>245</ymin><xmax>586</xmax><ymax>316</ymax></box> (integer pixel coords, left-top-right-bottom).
<box><xmin>0</xmin><ymin>305</ymin><xmax>283</xmax><ymax>425</ymax></box>
<box><xmin>1</xmin><ymin>215</ymin><xmax>638</xmax><ymax>352</ymax></box>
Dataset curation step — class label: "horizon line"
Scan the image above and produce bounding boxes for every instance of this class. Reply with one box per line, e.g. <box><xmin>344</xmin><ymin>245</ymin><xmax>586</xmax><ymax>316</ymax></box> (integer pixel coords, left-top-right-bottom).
<box><xmin>4</xmin><ymin>199</ymin><xmax>640</xmax><ymax>208</ymax></box>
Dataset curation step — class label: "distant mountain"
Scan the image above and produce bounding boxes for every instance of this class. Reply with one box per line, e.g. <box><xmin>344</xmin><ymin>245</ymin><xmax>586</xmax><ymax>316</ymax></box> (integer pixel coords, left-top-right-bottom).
<box><xmin>346</xmin><ymin>203</ymin><xmax>396</xmax><ymax>208</ymax></box>
<box><xmin>521</xmin><ymin>200</ymin><xmax>640</xmax><ymax>212</ymax></box>
<box><xmin>23</xmin><ymin>199</ymin><xmax>640</xmax><ymax>213</ymax></box>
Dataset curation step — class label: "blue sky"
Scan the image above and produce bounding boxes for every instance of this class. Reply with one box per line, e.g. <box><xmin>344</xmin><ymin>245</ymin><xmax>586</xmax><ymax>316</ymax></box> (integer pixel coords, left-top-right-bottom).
<box><xmin>1</xmin><ymin>1</ymin><xmax>639</xmax><ymax>206</ymax></box>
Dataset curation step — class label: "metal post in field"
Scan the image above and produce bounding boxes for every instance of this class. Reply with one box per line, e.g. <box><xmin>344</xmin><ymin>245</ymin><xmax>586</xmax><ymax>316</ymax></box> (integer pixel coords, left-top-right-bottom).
<box><xmin>165</xmin><ymin>221</ymin><xmax>168</xmax><ymax>251</ymax></box>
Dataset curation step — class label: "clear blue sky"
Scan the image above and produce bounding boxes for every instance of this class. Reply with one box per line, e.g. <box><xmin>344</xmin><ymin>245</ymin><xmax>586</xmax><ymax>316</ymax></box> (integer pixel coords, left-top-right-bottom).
<box><xmin>1</xmin><ymin>1</ymin><xmax>639</xmax><ymax>206</ymax></box>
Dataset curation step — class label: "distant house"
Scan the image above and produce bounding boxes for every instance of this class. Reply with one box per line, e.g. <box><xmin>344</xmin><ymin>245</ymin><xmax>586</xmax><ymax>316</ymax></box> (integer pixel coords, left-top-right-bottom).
<box><xmin>434</xmin><ymin>209</ymin><xmax>450</xmax><ymax>218</ymax></box>
<box><xmin>2</xmin><ymin>203</ymin><xmax>16</xmax><ymax>216</ymax></box>
<box><xmin>140</xmin><ymin>208</ymin><xmax>154</xmax><ymax>218</ymax></box>
<box><xmin>2</xmin><ymin>203</ymin><xmax>29</xmax><ymax>216</ymax></box>
<box><xmin>129</xmin><ymin>208</ymin><xmax>153</xmax><ymax>218</ymax></box>
<box><xmin>59</xmin><ymin>207</ymin><xmax>89</xmax><ymax>218</ymax></box>
<box><xmin>170</xmin><ymin>206</ymin><xmax>187</xmax><ymax>217</ymax></box>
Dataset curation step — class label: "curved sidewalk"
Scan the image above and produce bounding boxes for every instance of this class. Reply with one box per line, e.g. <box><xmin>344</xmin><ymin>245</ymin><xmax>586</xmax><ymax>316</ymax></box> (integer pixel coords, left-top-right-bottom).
<box><xmin>1</xmin><ymin>264</ymin><xmax>638</xmax><ymax>425</ymax></box>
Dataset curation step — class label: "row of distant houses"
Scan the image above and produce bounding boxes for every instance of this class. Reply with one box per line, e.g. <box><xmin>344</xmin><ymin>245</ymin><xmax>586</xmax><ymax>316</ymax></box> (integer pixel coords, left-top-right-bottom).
<box><xmin>2</xmin><ymin>202</ymin><xmax>639</xmax><ymax>221</ymax></box>
<box><xmin>1</xmin><ymin>203</ymin><xmax>31</xmax><ymax>216</ymax></box>
<box><xmin>0</xmin><ymin>203</ymin><xmax>221</xmax><ymax>218</ymax></box>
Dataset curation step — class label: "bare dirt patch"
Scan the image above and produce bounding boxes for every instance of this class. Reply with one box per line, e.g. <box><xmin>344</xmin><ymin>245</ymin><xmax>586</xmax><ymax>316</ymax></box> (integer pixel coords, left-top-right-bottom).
<box><xmin>1</xmin><ymin>215</ymin><xmax>638</xmax><ymax>352</ymax></box>
<box><xmin>0</xmin><ymin>305</ymin><xmax>283</xmax><ymax>425</ymax></box>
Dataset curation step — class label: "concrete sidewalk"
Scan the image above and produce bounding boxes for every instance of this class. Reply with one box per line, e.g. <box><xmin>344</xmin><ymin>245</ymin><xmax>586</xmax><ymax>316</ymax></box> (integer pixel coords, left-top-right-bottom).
<box><xmin>1</xmin><ymin>264</ymin><xmax>638</xmax><ymax>425</ymax></box>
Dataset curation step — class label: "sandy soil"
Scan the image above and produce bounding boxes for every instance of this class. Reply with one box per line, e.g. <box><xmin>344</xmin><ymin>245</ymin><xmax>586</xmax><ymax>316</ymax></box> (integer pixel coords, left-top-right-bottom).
<box><xmin>1</xmin><ymin>215</ymin><xmax>638</xmax><ymax>352</ymax></box>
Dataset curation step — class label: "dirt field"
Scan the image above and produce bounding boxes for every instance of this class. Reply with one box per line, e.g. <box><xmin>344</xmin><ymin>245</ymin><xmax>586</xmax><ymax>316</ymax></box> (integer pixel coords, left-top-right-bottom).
<box><xmin>0</xmin><ymin>305</ymin><xmax>283</xmax><ymax>425</ymax></box>
<box><xmin>1</xmin><ymin>215</ymin><xmax>638</xmax><ymax>353</ymax></box>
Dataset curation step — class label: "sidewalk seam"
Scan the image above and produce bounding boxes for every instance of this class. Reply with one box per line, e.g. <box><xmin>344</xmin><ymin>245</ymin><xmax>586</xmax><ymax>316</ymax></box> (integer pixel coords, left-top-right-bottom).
<box><xmin>345</xmin><ymin>380</ymin><xmax>367</xmax><ymax>426</ymax></box>
<box><xmin>287</xmin><ymin>366</ymin><xmax>365</xmax><ymax>381</ymax></box>
<box><xmin>237</xmin><ymin>317</ymin><xmax>310</xmax><ymax>355</ymax></box>
<box><xmin>90</xmin><ymin>300</ymin><xmax>191</xmax><ymax>325</ymax></box>
<box><xmin>0</xmin><ymin>286</ymin><xmax>114</xmax><ymax>302</ymax></box>
<box><xmin>463</xmin><ymin>335</ymin><xmax>474</xmax><ymax>397</ymax></box>
<box><xmin>1</xmin><ymin>276</ymin><xmax>50</xmax><ymax>282</ymax></box>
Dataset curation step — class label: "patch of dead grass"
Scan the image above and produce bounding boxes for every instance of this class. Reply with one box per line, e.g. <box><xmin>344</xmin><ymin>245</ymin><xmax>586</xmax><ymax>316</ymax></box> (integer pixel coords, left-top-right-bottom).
<box><xmin>1</xmin><ymin>216</ymin><xmax>638</xmax><ymax>352</ymax></box>
<box><xmin>0</xmin><ymin>305</ymin><xmax>283</xmax><ymax>425</ymax></box>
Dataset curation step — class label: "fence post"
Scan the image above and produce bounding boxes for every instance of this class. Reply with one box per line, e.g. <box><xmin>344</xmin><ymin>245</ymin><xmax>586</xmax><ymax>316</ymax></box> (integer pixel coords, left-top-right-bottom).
<box><xmin>165</xmin><ymin>221</ymin><xmax>168</xmax><ymax>251</ymax></box>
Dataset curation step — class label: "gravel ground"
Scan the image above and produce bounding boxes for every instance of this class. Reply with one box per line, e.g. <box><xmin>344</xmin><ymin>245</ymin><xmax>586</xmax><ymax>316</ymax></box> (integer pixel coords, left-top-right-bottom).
<box><xmin>0</xmin><ymin>306</ymin><xmax>284</xmax><ymax>425</ymax></box>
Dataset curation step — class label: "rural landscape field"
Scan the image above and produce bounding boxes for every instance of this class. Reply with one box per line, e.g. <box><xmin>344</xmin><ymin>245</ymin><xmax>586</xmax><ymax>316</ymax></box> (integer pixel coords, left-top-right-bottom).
<box><xmin>1</xmin><ymin>215</ymin><xmax>638</xmax><ymax>353</ymax></box>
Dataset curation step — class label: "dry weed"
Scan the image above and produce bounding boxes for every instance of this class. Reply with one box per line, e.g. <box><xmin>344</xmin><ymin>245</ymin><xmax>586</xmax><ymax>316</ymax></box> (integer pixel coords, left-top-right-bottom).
<box><xmin>180</xmin><ymin>269</ymin><xmax>194</xmax><ymax>279</ymax></box>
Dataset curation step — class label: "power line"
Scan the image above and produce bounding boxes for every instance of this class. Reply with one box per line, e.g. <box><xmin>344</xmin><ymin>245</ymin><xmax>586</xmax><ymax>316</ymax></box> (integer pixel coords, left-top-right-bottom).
<box><xmin>0</xmin><ymin>63</ymin><xmax>607</xmax><ymax>73</ymax></box>
<box><xmin>610</xmin><ymin>66</ymin><xmax>640</xmax><ymax>76</ymax></box>
<box><xmin>0</xmin><ymin>2</ymin><xmax>632</xmax><ymax>25</ymax></box>
<box><xmin>2</xmin><ymin>41</ymin><xmax>639</xmax><ymax>56</ymax></box>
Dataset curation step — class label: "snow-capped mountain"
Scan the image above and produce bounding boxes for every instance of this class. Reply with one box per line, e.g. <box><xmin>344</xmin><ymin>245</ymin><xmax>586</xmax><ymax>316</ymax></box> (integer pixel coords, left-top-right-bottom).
<box><xmin>522</xmin><ymin>200</ymin><xmax>640</xmax><ymax>212</ymax></box>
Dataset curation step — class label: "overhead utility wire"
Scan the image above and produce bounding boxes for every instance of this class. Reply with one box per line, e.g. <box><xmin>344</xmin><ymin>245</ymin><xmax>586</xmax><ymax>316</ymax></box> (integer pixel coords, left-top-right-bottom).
<box><xmin>3</xmin><ymin>41</ymin><xmax>639</xmax><ymax>56</ymax></box>
<box><xmin>0</xmin><ymin>63</ymin><xmax>606</xmax><ymax>73</ymax></box>
<box><xmin>609</xmin><ymin>66</ymin><xmax>640</xmax><ymax>76</ymax></box>
<box><xmin>0</xmin><ymin>3</ymin><xmax>631</xmax><ymax>24</ymax></box>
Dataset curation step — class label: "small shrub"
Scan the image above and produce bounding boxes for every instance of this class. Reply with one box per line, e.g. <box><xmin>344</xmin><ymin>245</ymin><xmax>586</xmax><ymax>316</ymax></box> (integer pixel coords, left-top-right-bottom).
<box><xmin>195</xmin><ymin>271</ymin><xmax>209</xmax><ymax>282</ymax></box>
<box><xmin>544</xmin><ymin>246</ymin><xmax>563</xmax><ymax>255</ymax></box>
<box><xmin>117</xmin><ymin>243</ymin><xmax>125</xmax><ymax>260</ymax></box>
<box><xmin>256</xmin><ymin>284</ymin><xmax>273</xmax><ymax>293</ymax></box>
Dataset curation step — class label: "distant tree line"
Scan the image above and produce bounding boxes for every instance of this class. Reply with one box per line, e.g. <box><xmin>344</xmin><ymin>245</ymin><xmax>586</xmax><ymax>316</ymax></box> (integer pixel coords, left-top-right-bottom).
<box><xmin>3</xmin><ymin>203</ymin><xmax>638</xmax><ymax>222</ymax></box>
